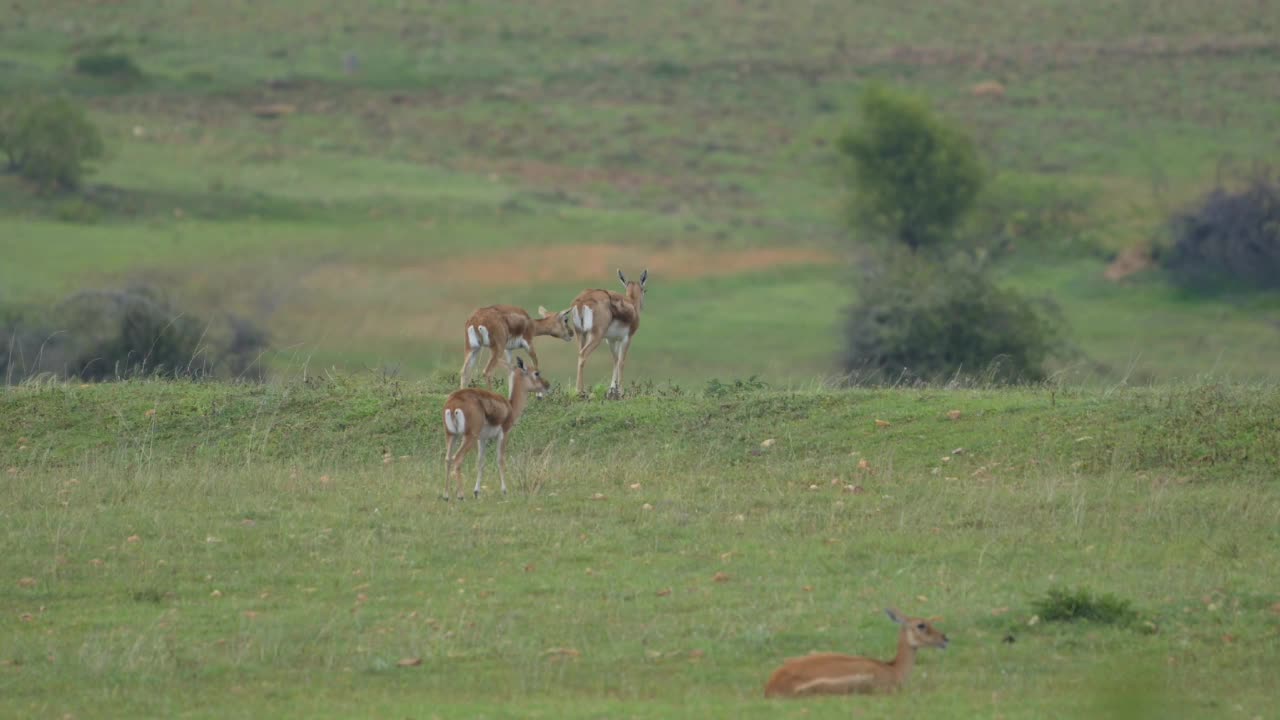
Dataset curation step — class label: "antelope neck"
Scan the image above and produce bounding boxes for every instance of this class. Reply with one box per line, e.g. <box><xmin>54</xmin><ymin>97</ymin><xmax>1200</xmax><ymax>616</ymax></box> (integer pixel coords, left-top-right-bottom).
<box><xmin>889</xmin><ymin>628</ymin><xmax>916</xmax><ymax>680</ymax></box>
<box><xmin>507</xmin><ymin>376</ymin><xmax>530</xmax><ymax>422</ymax></box>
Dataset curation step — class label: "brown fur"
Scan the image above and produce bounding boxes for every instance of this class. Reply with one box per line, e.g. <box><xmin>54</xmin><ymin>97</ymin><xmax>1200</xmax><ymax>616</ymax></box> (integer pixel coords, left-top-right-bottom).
<box><xmin>569</xmin><ymin>269</ymin><xmax>646</xmax><ymax>398</ymax></box>
<box><xmin>442</xmin><ymin>357</ymin><xmax>550</xmax><ymax>499</ymax></box>
<box><xmin>459</xmin><ymin>304</ymin><xmax>573</xmax><ymax>388</ymax></box>
<box><xmin>764</xmin><ymin>609</ymin><xmax>948</xmax><ymax>698</ymax></box>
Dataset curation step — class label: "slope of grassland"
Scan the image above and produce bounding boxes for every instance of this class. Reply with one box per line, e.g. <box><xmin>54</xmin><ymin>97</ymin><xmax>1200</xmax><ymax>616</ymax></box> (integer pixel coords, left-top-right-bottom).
<box><xmin>2</xmin><ymin>379</ymin><xmax>1278</xmax><ymax>718</ymax></box>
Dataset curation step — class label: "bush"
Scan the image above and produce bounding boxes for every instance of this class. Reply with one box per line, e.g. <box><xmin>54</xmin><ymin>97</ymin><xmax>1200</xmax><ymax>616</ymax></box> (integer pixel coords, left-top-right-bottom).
<box><xmin>0</xmin><ymin>96</ymin><xmax>106</xmax><ymax>189</ymax></box>
<box><xmin>1032</xmin><ymin>586</ymin><xmax>1137</xmax><ymax>626</ymax></box>
<box><xmin>1</xmin><ymin>286</ymin><xmax>270</xmax><ymax>383</ymax></box>
<box><xmin>842</xmin><ymin>252</ymin><xmax>1063</xmax><ymax>383</ymax></box>
<box><xmin>73</xmin><ymin>52</ymin><xmax>144</xmax><ymax>82</ymax></box>
<box><xmin>838</xmin><ymin>84</ymin><xmax>985</xmax><ymax>251</ymax></box>
<box><xmin>1162</xmin><ymin>170</ymin><xmax>1280</xmax><ymax>291</ymax></box>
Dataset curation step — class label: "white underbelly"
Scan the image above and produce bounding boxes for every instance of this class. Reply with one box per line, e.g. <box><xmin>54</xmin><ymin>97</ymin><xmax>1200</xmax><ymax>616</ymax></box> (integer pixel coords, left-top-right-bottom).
<box><xmin>479</xmin><ymin>424</ymin><xmax>504</xmax><ymax>441</ymax></box>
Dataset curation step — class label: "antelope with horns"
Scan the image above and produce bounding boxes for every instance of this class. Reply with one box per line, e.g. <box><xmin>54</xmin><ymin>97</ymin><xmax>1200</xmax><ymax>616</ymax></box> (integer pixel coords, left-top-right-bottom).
<box><xmin>459</xmin><ymin>305</ymin><xmax>574</xmax><ymax>389</ymax></box>
<box><xmin>441</xmin><ymin>356</ymin><xmax>550</xmax><ymax>500</ymax></box>
<box><xmin>764</xmin><ymin>609</ymin><xmax>949</xmax><ymax>698</ymax></box>
<box><xmin>569</xmin><ymin>269</ymin><xmax>646</xmax><ymax>399</ymax></box>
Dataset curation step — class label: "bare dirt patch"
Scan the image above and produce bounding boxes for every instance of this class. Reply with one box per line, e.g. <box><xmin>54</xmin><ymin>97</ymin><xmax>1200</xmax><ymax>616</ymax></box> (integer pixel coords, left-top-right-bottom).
<box><xmin>378</xmin><ymin>243</ymin><xmax>832</xmax><ymax>288</ymax></box>
<box><xmin>293</xmin><ymin>243</ymin><xmax>835</xmax><ymax>343</ymax></box>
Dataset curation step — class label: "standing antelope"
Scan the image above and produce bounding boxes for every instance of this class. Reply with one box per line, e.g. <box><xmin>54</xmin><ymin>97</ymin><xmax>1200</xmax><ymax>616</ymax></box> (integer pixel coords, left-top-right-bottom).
<box><xmin>569</xmin><ymin>269</ymin><xmax>646</xmax><ymax>399</ymax></box>
<box><xmin>459</xmin><ymin>305</ymin><xmax>574</xmax><ymax>389</ymax></box>
<box><xmin>441</xmin><ymin>356</ymin><xmax>550</xmax><ymax>500</ymax></box>
<box><xmin>763</xmin><ymin>609</ymin><xmax>949</xmax><ymax>698</ymax></box>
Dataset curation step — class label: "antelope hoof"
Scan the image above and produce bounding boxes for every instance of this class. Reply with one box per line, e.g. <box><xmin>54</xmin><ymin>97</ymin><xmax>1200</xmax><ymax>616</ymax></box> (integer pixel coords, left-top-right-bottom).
<box><xmin>607</xmin><ymin>387</ymin><xmax>622</xmax><ymax>400</ymax></box>
<box><xmin>473</xmin><ymin>489</ymin><xmax>481</xmax><ymax>499</ymax></box>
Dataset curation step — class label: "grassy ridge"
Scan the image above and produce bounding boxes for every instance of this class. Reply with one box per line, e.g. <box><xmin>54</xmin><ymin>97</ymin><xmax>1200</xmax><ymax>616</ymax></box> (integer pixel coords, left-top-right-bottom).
<box><xmin>2</xmin><ymin>379</ymin><xmax>1278</xmax><ymax>718</ymax></box>
<box><xmin>5</xmin><ymin>378</ymin><xmax>1279</xmax><ymax>480</ymax></box>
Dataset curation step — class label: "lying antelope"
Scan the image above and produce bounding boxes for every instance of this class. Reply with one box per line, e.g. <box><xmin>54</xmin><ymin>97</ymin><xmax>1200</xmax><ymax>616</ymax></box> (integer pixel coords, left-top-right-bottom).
<box><xmin>459</xmin><ymin>304</ymin><xmax>574</xmax><ymax>389</ymax></box>
<box><xmin>442</xmin><ymin>356</ymin><xmax>550</xmax><ymax>500</ymax></box>
<box><xmin>764</xmin><ymin>609</ymin><xmax>949</xmax><ymax>698</ymax></box>
<box><xmin>569</xmin><ymin>269</ymin><xmax>646</xmax><ymax>399</ymax></box>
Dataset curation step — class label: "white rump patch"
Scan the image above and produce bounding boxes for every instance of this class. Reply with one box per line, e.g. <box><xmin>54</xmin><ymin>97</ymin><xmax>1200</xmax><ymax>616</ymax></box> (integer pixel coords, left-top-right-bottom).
<box><xmin>794</xmin><ymin>673</ymin><xmax>875</xmax><ymax>693</ymax></box>
<box><xmin>444</xmin><ymin>408</ymin><xmax>465</xmax><ymax>435</ymax></box>
<box><xmin>466</xmin><ymin>325</ymin><xmax>484</xmax><ymax>349</ymax></box>
<box><xmin>571</xmin><ymin>305</ymin><xmax>593</xmax><ymax>333</ymax></box>
<box><xmin>478</xmin><ymin>325</ymin><xmax>491</xmax><ymax>347</ymax></box>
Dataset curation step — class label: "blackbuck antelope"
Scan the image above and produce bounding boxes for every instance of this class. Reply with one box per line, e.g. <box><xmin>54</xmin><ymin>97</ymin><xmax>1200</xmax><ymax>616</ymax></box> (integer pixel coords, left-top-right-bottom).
<box><xmin>569</xmin><ymin>269</ymin><xmax>646</xmax><ymax>398</ymax></box>
<box><xmin>764</xmin><ymin>609</ymin><xmax>949</xmax><ymax>698</ymax></box>
<box><xmin>459</xmin><ymin>304</ymin><xmax>574</xmax><ymax>389</ymax></box>
<box><xmin>441</xmin><ymin>356</ymin><xmax>550</xmax><ymax>500</ymax></box>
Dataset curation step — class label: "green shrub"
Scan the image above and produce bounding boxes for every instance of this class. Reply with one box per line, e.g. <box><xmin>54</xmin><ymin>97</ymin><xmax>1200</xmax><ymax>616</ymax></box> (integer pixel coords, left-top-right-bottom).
<box><xmin>1</xmin><ymin>286</ymin><xmax>270</xmax><ymax>383</ymax></box>
<box><xmin>1162</xmin><ymin>170</ymin><xmax>1280</xmax><ymax>291</ymax></box>
<box><xmin>1032</xmin><ymin>586</ymin><xmax>1137</xmax><ymax>626</ymax></box>
<box><xmin>73</xmin><ymin>52</ymin><xmax>144</xmax><ymax>82</ymax></box>
<box><xmin>841</xmin><ymin>252</ymin><xmax>1063</xmax><ymax>383</ymax></box>
<box><xmin>838</xmin><ymin>85</ymin><xmax>985</xmax><ymax>251</ymax></box>
<box><xmin>0</xmin><ymin>96</ymin><xmax>106</xmax><ymax>189</ymax></box>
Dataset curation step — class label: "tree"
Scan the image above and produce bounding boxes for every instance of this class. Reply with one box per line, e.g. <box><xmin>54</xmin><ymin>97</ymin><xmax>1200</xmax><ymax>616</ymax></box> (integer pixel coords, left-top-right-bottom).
<box><xmin>0</xmin><ymin>96</ymin><xmax>105</xmax><ymax>190</ymax></box>
<box><xmin>837</xmin><ymin>85</ymin><xmax>984</xmax><ymax>251</ymax></box>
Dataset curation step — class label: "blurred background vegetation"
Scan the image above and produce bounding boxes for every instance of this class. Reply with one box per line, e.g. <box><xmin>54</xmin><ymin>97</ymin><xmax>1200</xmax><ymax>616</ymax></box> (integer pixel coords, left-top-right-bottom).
<box><xmin>3</xmin><ymin>0</ymin><xmax>1278</xmax><ymax>385</ymax></box>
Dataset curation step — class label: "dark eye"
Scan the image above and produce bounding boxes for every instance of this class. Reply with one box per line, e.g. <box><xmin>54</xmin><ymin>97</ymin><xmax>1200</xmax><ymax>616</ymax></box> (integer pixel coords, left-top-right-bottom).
<box><xmin>916</xmin><ymin>623</ymin><xmax>927</xmax><ymax>630</ymax></box>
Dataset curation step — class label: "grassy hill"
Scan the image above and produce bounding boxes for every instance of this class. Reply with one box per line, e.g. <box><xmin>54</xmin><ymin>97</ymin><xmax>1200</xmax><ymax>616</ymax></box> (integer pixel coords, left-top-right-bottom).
<box><xmin>4</xmin><ymin>0</ymin><xmax>1280</xmax><ymax>383</ymax></box>
<box><xmin>3</xmin><ymin>379</ymin><xmax>1279</xmax><ymax>717</ymax></box>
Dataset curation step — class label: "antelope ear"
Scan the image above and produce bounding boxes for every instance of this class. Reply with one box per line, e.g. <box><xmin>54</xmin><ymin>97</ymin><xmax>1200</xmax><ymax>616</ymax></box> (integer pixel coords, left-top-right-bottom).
<box><xmin>885</xmin><ymin>608</ymin><xmax>905</xmax><ymax>625</ymax></box>
<box><xmin>618</xmin><ymin>268</ymin><xmax>627</xmax><ymax>287</ymax></box>
<box><xmin>538</xmin><ymin>305</ymin><xmax>550</xmax><ymax>317</ymax></box>
<box><xmin>640</xmin><ymin>269</ymin><xmax>648</xmax><ymax>287</ymax></box>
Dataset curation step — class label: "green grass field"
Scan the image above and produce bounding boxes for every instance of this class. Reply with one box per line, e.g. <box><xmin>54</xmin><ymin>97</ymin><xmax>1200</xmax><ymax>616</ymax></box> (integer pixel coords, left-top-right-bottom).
<box><xmin>3</xmin><ymin>378</ymin><xmax>1279</xmax><ymax>718</ymax></box>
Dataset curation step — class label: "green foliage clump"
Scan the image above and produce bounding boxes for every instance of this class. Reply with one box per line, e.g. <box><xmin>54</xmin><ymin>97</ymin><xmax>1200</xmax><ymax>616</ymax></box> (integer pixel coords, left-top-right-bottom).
<box><xmin>842</xmin><ymin>253</ymin><xmax>1063</xmax><ymax>383</ymax></box>
<box><xmin>73</xmin><ymin>52</ymin><xmax>144</xmax><ymax>82</ymax></box>
<box><xmin>0</xmin><ymin>96</ymin><xmax>105</xmax><ymax>189</ymax></box>
<box><xmin>838</xmin><ymin>84</ymin><xmax>985</xmax><ymax>251</ymax></box>
<box><xmin>1162</xmin><ymin>170</ymin><xmax>1280</xmax><ymax>291</ymax></box>
<box><xmin>703</xmin><ymin>375</ymin><xmax>768</xmax><ymax>398</ymax></box>
<box><xmin>1</xmin><ymin>286</ymin><xmax>269</xmax><ymax>383</ymax></box>
<box><xmin>1032</xmin><ymin>586</ymin><xmax>1137</xmax><ymax>626</ymax></box>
